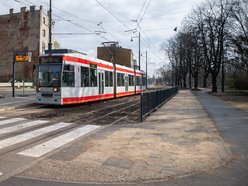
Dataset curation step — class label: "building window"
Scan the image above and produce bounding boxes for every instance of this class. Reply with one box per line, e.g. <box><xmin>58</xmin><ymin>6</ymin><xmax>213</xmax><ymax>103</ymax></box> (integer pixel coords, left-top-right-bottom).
<box><xmin>43</xmin><ymin>17</ymin><xmax>45</xmax><ymax>24</ymax></box>
<box><xmin>42</xmin><ymin>42</ymin><xmax>45</xmax><ymax>53</ymax></box>
<box><xmin>42</xmin><ymin>29</ymin><xmax>46</xmax><ymax>37</ymax></box>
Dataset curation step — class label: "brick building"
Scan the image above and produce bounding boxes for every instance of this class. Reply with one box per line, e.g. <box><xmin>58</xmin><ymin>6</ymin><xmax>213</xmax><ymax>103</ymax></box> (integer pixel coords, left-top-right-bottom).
<box><xmin>97</xmin><ymin>42</ymin><xmax>136</xmax><ymax>69</ymax></box>
<box><xmin>0</xmin><ymin>6</ymin><xmax>49</xmax><ymax>82</ymax></box>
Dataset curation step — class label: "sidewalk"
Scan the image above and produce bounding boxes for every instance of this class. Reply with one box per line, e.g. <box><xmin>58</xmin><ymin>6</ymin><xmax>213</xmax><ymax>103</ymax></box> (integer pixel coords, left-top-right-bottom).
<box><xmin>16</xmin><ymin>90</ymin><xmax>232</xmax><ymax>184</ymax></box>
<box><xmin>0</xmin><ymin>88</ymin><xmax>36</xmax><ymax>111</ymax></box>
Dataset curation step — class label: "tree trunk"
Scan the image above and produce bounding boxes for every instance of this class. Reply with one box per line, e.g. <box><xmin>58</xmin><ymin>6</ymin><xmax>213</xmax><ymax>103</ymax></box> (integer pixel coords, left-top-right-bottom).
<box><xmin>203</xmin><ymin>76</ymin><xmax>207</xmax><ymax>88</ymax></box>
<box><xmin>203</xmin><ymin>72</ymin><xmax>208</xmax><ymax>88</ymax></box>
<box><xmin>183</xmin><ymin>77</ymin><xmax>187</xmax><ymax>88</ymax></box>
<box><xmin>212</xmin><ymin>74</ymin><xmax>218</xmax><ymax>92</ymax></box>
<box><xmin>194</xmin><ymin>73</ymin><xmax>198</xmax><ymax>90</ymax></box>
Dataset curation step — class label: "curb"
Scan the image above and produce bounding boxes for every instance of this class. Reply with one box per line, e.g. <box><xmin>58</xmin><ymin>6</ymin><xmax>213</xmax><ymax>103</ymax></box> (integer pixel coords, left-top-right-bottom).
<box><xmin>0</xmin><ymin>103</ymin><xmax>38</xmax><ymax>111</ymax></box>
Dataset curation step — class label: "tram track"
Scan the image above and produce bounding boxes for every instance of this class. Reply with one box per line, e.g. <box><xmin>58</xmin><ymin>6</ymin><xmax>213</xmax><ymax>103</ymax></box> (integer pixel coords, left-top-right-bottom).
<box><xmin>19</xmin><ymin>95</ymin><xmax>141</xmax><ymax>125</ymax></box>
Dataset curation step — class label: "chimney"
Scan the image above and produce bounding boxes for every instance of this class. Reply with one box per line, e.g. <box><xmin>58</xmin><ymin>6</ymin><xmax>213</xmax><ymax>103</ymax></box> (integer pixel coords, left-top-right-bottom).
<box><xmin>9</xmin><ymin>9</ymin><xmax>14</xmax><ymax>14</ymax></box>
<box><xmin>40</xmin><ymin>6</ymin><xmax>43</xmax><ymax>11</ymax></box>
<box><xmin>30</xmin><ymin>6</ymin><xmax>35</xmax><ymax>12</ymax></box>
<box><xmin>20</xmin><ymin>7</ymin><xmax>26</xmax><ymax>12</ymax></box>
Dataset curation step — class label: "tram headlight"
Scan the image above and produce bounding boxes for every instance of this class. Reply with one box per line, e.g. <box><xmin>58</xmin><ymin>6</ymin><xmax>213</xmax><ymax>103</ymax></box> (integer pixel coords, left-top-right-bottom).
<box><xmin>53</xmin><ymin>87</ymin><xmax>60</xmax><ymax>92</ymax></box>
<box><xmin>36</xmin><ymin>87</ymin><xmax>41</xmax><ymax>92</ymax></box>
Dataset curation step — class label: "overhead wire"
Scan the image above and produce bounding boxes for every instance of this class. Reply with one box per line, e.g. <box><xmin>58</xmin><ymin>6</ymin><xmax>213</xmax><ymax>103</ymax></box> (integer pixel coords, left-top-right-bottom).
<box><xmin>136</xmin><ymin>0</ymin><xmax>147</xmax><ymax>22</ymax></box>
<box><xmin>10</xmin><ymin>0</ymin><xmax>164</xmax><ymax>71</ymax></box>
<box><xmin>13</xmin><ymin>0</ymin><xmax>114</xmax><ymax>42</ymax></box>
<box><xmin>33</xmin><ymin>0</ymin><xmax>98</xmax><ymax>24</ymax></box>
<box><xmin>13</xmin><ymin>0</ymin><xmax>31</xmax><ymax>6</ymax></box>
<box><xmin>138</xmin><ymin>0</ymin><xmax>151</xmax><ymax>25</ymax></box>
<box><xmin>95</xmin><ymin>0</ymin><xmax>131</xmax><ymax>30</ymax></box>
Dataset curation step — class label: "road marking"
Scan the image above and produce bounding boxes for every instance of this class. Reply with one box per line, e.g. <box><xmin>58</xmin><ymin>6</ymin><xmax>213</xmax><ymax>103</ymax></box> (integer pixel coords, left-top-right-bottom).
<box><xmin>0</xmin><ymin>120</ymin><xmax>48</xmax><ymax>135</ymax></box>
<box><xmin>0</xmin><ymin>116</ymin><xmax>6</xmax><ymax>119</ymax></box>
<box><xmin>0</xmin><ymin>122</ymin><xmax>72</xmax><ymax>150</ymax></box>
<box><xmin>18</xmin><ymin>125</ymin><xmax>100</xmax><ymax>157</ymax></box>
<box><xmin>0</xmin><ymin>118</ymin><xmax>26</xmax><ymax>126</ymax></box>
<box><xmin>0</xmin><ymin>171</ymin><xmax>2</xmax><ymax>176</ymax></box>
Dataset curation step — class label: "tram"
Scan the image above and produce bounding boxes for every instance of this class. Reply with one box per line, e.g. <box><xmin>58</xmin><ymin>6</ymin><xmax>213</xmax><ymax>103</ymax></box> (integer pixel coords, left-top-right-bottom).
<box><xmin>36</xmin><ymin>49</ymin><xmax>146</xmax><ymax>105</ymax></box>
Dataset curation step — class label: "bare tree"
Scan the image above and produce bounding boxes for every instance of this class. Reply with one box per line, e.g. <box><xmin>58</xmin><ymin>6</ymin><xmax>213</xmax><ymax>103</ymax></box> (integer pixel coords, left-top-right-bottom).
<box><xmin>190</xmin><ymin>0</ymin><xmax>235</xmax><ymax>92</ymax></box>
<box><xmin>228</xmin><ymin>0</ymin><xmax>248</xmax><ymax>72</ymax></box>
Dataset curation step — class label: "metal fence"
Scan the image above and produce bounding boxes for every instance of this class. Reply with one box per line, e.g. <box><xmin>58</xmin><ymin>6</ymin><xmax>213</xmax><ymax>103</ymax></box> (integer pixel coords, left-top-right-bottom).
<box><xmin>140</xmin><ymin>87</ymin><xmax>178</xmax><ymax>122</ymax></box>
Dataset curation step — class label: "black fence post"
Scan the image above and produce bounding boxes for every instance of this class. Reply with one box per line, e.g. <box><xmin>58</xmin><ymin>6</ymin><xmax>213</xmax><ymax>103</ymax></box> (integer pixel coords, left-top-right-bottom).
<box><xmin>140</xmin><ymin>93</ymin><xmax>143</xmax><ymax>122</ymax></box>
<box><xmin>140</xmin><ymin>87</ymin><xmax>178</xmax><ymax>122</ymax></box>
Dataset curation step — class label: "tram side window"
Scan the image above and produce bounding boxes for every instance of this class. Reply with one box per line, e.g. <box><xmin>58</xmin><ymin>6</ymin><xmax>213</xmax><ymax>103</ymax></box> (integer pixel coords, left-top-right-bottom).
<box><xmin>81</xmin><ymin>67</ymin><xmax>89</xmax><ymax>87</ymax></box>
<box><xmin>136</xmin><ymin>76</ymin><xmax>140</xmax><ymax>86</ymax></box>
<box><xmin>142</xmin><ymin>76</ymin><xmax>146</xmax><ymax>86</ymax></box>
<box><xmin>109</xmin><ymin>71</ymin><xmax>113</xmax><ymax>86</ymax></box>
<box><xmin>90</xmin><ymin>68</ymin><xmax>97</xmax><ymax>87</ymax></box>
<box><xmin>105</xmin><ymin>71</ymin><xmax>113</xmax><ymax>87</ymax></box>
<box><xmin>117</xmin><ymin>73</ymin><xmax>124</xmax><ymax>86</ymax></box>
<box><xmin>62</xmin><ymin>64</ymin><xmax>75</xmax><ymax>87</ymax></box>
<box><xmin>129</xmin><ymin>75</ymin><xmax>134</xmax><ymax>86</ymax></box>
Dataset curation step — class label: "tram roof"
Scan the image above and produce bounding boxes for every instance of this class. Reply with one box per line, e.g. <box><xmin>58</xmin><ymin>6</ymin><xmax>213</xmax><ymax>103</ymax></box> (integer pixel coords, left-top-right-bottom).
<box><xmin>45</xmin><ymin>49</ymin><xmax>87</xmax><ymax>55</ymax></box>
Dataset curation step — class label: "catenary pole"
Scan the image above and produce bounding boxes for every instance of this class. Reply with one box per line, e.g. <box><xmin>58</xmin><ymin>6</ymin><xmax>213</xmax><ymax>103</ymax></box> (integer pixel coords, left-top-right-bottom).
<box><xmin>48</xmin><ymin>0</ymin><xmax>52</xmax><ymax>51</ymax></box>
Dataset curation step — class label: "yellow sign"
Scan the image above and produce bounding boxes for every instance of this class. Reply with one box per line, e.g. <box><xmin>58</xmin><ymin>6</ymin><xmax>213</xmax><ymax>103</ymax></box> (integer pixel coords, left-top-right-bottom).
<box><xmin>15</xmin><ymin>55</ymin><xmax>29</xmax><ymax>62</ymax></box>
<box><xmin>15</xmin><ymin>51</ymin><xmax>32</xmax><ymax>62</ymax></box>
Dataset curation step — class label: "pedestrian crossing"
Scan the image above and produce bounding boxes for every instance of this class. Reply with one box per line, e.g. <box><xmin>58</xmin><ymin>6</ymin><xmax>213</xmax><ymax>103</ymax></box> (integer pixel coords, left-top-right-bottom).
<box><xmin>0</xmin><ymin>120</ymin><xmax>48</xmax><ymax>135</ymax></box>
<box><xmin>0</xmin><ymin>122</ymin><xmax>72</xmax><ymax>150</ymax></box>
<box><xmin>18</xmin><ymin>125</ymin><xmax>100</xmax><ymax>157</ymax></box>
<box><xmin>0</xmin><ymin>116</ymin><xmax>101</xmax><ymax>176</ymax></box>
<box><xmin>0</xmin><ymin>118</ymin><xmax>26</xmax><ymax>126</ymax></box>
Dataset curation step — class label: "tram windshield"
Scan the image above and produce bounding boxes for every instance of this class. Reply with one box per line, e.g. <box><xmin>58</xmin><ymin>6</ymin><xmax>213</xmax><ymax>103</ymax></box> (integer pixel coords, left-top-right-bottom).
<box><xmin>37</xmin><ymin>64</ymin><xmax>62</xmax><ymax>87</ymax></box>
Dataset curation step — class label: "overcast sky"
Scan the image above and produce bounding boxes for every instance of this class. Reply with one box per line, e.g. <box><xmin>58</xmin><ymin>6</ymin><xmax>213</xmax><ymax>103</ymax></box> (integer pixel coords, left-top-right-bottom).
<box><xmin>0</xmin><ymin>0</ymin><xmax>205</xmax><ymax>77</ymax></box>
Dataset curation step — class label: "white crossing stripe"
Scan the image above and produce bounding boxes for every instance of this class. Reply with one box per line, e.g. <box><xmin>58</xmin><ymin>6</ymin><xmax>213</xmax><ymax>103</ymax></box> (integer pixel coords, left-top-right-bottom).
<box><xmin>0</xmin><ymin>116</ymin><xmax>6</xmax><ymax>119</ymax></box>
<box><xmin>0</xmin><ymin>120</ymin><xmax>48</xmax><ymax>135</ymax></box>
<box><xmin>18</xmin><ymin>125</ymin><xmax>100</xmax><ymax>157</ymax></box>
<box><xmin>0</xmin><ymin>118</ymin><xmax>26</xmax><ymax>126</ymax></box>
<box><xmin>0</xmin><ymin>171</ymin><xmax>2</xmax><ymax>176</ymax></box>
<box><xmin>0</xmin><ymin>122</ymin><xmax>72</xmax><ymax>150</ymax></box>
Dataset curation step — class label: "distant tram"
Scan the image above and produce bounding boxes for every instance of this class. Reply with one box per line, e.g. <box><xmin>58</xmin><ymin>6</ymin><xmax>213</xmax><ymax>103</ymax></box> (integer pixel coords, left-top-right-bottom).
<box><xmin>36</xmin><ymin>49</ymin><xmax>146</xmax><ymax>105</ymax></box>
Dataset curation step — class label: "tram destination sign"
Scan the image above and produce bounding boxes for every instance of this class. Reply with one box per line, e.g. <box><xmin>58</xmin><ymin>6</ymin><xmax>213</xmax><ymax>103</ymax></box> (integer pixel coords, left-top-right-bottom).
<box><xmin>15</xmin><ymin>51</ymin><xmax>32</xmax><ymax>63</ymax></box>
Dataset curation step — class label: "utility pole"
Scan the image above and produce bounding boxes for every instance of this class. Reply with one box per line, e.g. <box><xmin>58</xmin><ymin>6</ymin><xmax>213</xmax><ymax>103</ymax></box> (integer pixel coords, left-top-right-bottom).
<box><xmin>221</xmin><ymin>41</ymin><xmax>225</xmax><ymax>92</ymax></box>
<box><xmin>48</xmin><ymin>0</ymin><xmax>52</xmax><ymax>51</ymax></box>
<box><xmin>145</xmin><ymin>50</ymin><xmax>147</xmax><ymax>89</ymax></box>
<box><xmin>138</xmin><ymin>32</ymin><xmax>141</xmax><ymax>70</ymax></box>
<box><xmin>12</xmin><ymin>50</ymin><xmax>16</xmax><ymax>97</ymax></box>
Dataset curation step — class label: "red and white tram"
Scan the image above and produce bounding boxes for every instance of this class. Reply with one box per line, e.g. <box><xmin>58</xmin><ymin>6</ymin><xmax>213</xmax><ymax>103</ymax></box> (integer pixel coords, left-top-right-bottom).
<box><xmin>36</xmin><ymin>49</ymin><xmax>146</xmax><ymax>105</ymax></box>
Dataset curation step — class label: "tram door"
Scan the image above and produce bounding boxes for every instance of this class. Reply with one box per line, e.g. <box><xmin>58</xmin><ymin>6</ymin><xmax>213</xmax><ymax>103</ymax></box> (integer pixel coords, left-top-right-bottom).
<box><xmin>125</xmin><ymin>75</ymin><xmax>128</xmax><ymax>92</ymax></box>
<box><xmin>98</xmin><ymin>71</ymin><xmax>104</xmax><ymax>94</ymax></box>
